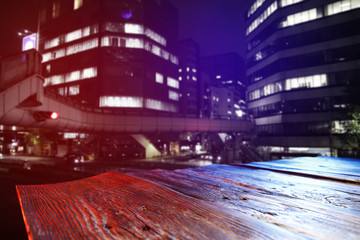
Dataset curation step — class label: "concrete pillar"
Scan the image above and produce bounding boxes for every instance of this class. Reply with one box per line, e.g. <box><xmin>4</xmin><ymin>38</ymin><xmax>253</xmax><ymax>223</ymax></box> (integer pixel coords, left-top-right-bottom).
<box><xmin>132</xmin><ymin>134</ymin><xmax>161</xmax><ymax>159</ymax></box>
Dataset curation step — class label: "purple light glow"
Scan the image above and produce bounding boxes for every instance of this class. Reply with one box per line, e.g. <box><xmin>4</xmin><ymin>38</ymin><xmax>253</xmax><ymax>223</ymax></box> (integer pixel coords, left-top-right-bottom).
<box><xmin>121</xmin><ymin>10</ymin><xmax>132</xmax><ymax>19</ymax></box>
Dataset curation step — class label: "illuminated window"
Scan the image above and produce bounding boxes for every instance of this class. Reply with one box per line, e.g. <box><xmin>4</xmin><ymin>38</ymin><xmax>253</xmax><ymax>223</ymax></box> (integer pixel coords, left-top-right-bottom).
<box><xmin>255</xmin><ymin>52</ymin><xmax>263</xmax><ymax>61</ymax></box>
<box><xmin>285</xmin><ymin>74</ymin><xmax>327</xmax><ymax>91</ymax></box>
<box><xmin>126</xmin><ymin>38</ymin><xmax>143</xmax><ymax>48</ymax></box>
<box><xmin>51</xmin><ymin>75</ymin><xmax>64</xmax><ymax>85</ymax></box>
<box><xmin>44</xmin><ymin>37</ymin><xmax>60</xmax><ymax>50</ymax></box>
<box><xmin>83</xmin><ymin>26</ymin><xmax>90</xmax><ymax>36</ymax></box>
<box><xmin>124</xmin><ymin>23</ymin><xmax>144</xmax><ymax>34</ymax></box>
<box><xmin>156</xmin><ymin>73</ymin><xmax>164</xmax><ymax>84</ymax></box>
<box><xmin>69</xmin><ymin>85</ymin><xmax>80</xmax><ymax>95</ymax></box>
<box><xmin>167</xmin><ymin>77</ymin><xmax>179</xmax><ymax>89</ymax></box>
<box><xmin>58</xmin><ymin>87</ymin><xmax>67</xmax><ymax>96</ymax></box>
<box><xmin>170</xmin><ymin>54</ymin><xmax>179</xmax><ymax>65</ymax></box>
<box><xmin>281</xmin><ymin>8</ymin><xmax>318</xmax><ymax>27</ymax></box>
<box><xmin>249</xmin><ymin>89</ymin><xmax>260</xmax><ymax>101</ymax></box>
<box><xmin>151</xmin><ymin>45</ymin><xmax>161</xmax><ymax>56</ymax></box>
<box><xmin>263</xmin><ymin>83</ymin><xmax>274</xmax><ymax>96</ymax></box>
<box><xmin>246</xmin><ymin>1</ymin><xmax>278</xmax><ymax>35</ymax></box>
<box><xmin>104</xmin><ymin>22</ymin><xmax>124</xmax><ymax>32</ymax></box>
<box><xmin>99</xmin><ymin>96</ymin><xmax>143</xmax><ymax>108</ymax></box>
<box><xmin>66</xmin><ymin>70</ymin><xmax>80</xmax><ymax>83</ymax></box>
<box><xmin>82</xmin><ymin>67</ymin><xmax>97</xmax><ymax>79</ymax></box>
<box><xmin>169</xmin><ymin>91</ymin><xmax>179</xmax><ymax>101</ymax></box>
<box><xmin>44</xmin><ymin>67</ymin><xmax>97</xmax><ymax>86</ymax></box>
<box><xmin>248</xmin><ymin>0</ymin><xmax>266</xmax><ymax>17</ymax></box>
<box><xmin>325</xmin><ymin>0</ymin><xmax>360</xmax><ymax>16</ymax></box>
<box><xmin>146</xmin><ymin>99</ymin><xmax>177</xmax><ymax>112</ymax></box>
<box><xmin>161</xmin><ymin>49</ymin><xmax>169</xmax><ymax>60</ymax></box>
<box><xmin>52</xmin><ymin>2</ymin><xmax>60</xmax><ymax>18</ymax></box>
<box><xmin>280</xmin><ymin>0</ymin><xmax>304</xmax><ymax>7</ymax></box>
<box><xmin>192</xmin><ymin>76</ymin><xmax>197</xmax><ymax>81</ymax></box>
<box><xmin>74</xmin><ymin>0</ymin><xmax>83</xmax><ymax>10</ymax></box>
<box><xmin>101</xmin><ymin>36</ymin><xmax>110</xmax><ymax>47</ymax></box>
<box><xmin>145</xmin><ymin>28</ymin><xmax>166</xmax><ymax>46</ymax></box>
<box><xmin>65</xmin><ymin>29</ymin><xmax>82</xmax><ymax>43</ymax></box>
<box><xmin>66</xmin><ymin>38</ymin><xmax>98</xmax><ymax>55</ymax></box>
<box><xmin>54</xmin><ymin>49</ymin><xmax>65</xmax><ymax>58</ymax></box>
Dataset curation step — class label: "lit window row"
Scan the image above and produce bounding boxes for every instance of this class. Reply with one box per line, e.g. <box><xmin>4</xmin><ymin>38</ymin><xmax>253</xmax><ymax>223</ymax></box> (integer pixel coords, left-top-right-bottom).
<box><xmin>100</xmin><ymin>96</ymin><xmax>143</xmax><ymax>108</ymax></box>
<box><xmin>248</xmin><ymin>74</ymin><xmax>327</xmax><ymax>101</ymax></box>
<box><xmin>248</xmin><ymin>81</ymin><xmax>282</xmax><ymax>100</ymax></box>
<box><xmin>281</xmin><ymin>8</ymin><xmax>318</xmax><ymax>27</ymax></box>
<box><xmin>58</xmin><ymin>85</ymin><xmax>80</xmax><ymax>96</ymax></box>
<box><xmin>67</xmin><ymin>38</ymin><xmax>98</xmax><ymax>55</ymax></box>
<box><xmin>246</xmin><ymin>1</ymin><xmax>278</xmax><ymax>35</ymax></box>
<box><xmin>43</xmin><ymin>38</ymin><xmax>98</xmax><ymax>62</ymax></box>
<box><xmin>99</xmin><ymin>96</ymin><xmax>177</xmax><ymax>112</ymax></box>
<box><xmin>124</xmin><ymin>23</ymin><xmax>144</xmax><ymax>34</ymax></box>
<box><xmin>145</xmin><ymin>28</ymin><xmax>167</xmax><ymax>46</ymax></box>
<box><xmin>101</xmin><ymin>36</ymin><xmax>144</xmax><ymax>48</ymax></box>
<box><xmin>44</xmin><ymin>67</ymin><xmax>97</xmax><ymax>86</ymax></box>
<box><xmin>280</xmin><ymin>0</ymin><xmax>304</xmax><ymax>7</ymax></box>
<box><xmin>248</xmin><ymin>0</ymin><xmax>267</xmax><ymax>18</ymax></box>
<box><xmin>104</xmin><ymin>22</ymin><xmax>166</xmax><ymax>46</ymax></box>
<box><xmin>146</xmin><ymin>99</ymin><xmax>177</xmax><ymax>112</ymax></box>
<box><xmin>101</xmin><ymin>36</ymin><xmax>178</xmax><ymax>64</ymax></box>
<box><xmin>285</xmin><ymin>74</ymin><xmax>327</xmax><ymax>91</ymax></box>
<box><xmin>167</xmin><ymin>77</ymin><xmax>179</xmax><ymax>89</ymax></box>
<box><xmin>325</xmin><ymin>0</ymin><xmax>360</xmax><ymax>16</ymax></box>
<box><xmin>44</xmin><ymin>25</ymin><xmax>99</xmax><ymax>50</ymax></box>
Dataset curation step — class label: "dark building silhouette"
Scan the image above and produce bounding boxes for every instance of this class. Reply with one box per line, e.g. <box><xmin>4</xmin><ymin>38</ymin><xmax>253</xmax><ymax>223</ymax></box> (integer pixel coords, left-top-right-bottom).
<box><xmin>245</xmin><ymin>0</ymin><xmax>360</xmax><ymax>158</ymax></box>
<box><xmin>200</xmin><ymin>52</ymin><xmax>246</xmax><ymax>119</ymax></box>
<box><xmin>39</xmin><ymin>0</ymin><xmax>180</xmax><ymax>113</ymax></box>
<box><xmin>178</xmin><ymin>39</ymin><xmax>200</xmax><ymax>117</ymax></box>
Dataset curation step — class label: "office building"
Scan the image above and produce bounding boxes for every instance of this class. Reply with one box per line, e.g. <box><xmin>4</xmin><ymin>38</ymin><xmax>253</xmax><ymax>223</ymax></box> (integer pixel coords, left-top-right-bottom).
<box><xmin>178</xmin><ymin>39</ymin><xmax>200</xmax><ymax>117</ymax></box>
<box><xmin>245</xmin><ymin>0</ymin><xmax>360</xmax><ymax>158</ymax></box>
<box><xmin>200</xmin><ymin>52</ymin><xmax>246</xmax><ymax>119</ymax></box>
<box><xmin>39</xmin><ymin>0</ymin><xmax>180</xmax><ymax>113</ymax></box>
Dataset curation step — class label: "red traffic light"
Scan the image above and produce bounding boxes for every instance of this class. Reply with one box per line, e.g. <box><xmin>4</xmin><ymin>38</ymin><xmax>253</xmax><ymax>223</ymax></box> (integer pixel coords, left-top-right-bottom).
<box><xmin>33</xmin><ymin>111</ymin><xmax>59</xmax><ymax>121</ymax></box>
<box><xmin>50</xmin><ymin>112</ymin><xmax>59</xmax><ymax>120</ymax></box>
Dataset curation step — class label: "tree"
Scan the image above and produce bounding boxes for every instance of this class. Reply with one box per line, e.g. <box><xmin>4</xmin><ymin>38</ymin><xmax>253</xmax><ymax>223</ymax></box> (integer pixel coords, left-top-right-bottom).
<box><xmin>343</xmin><ymin>108</ymin><xmax>360</xmax><ymax>157</ymax></box>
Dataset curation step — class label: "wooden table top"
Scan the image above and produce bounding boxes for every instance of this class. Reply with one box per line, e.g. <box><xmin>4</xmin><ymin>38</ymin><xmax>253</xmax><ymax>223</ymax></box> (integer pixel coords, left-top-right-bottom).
<box><xmin>17</xmin><ymin>156</ymin><xmax>360</xmax><ymax>239</ymax></box>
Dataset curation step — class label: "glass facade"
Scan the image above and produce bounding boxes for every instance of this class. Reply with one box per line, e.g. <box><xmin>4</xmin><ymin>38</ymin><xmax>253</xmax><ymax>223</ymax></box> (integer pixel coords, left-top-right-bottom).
<box><xmin>40</xmin><ymin>0</ymin><xmax>180</xmax><ymax>113</ymax></box>
<box><xmin>245</xmin><ymin>0</ymin><xmax>360</xmax><ymax>154</ymax></box>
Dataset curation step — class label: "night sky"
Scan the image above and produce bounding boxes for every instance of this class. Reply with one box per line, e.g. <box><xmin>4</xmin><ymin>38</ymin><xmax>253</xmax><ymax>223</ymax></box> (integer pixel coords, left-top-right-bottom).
<box><xmin>0</xmin><ymin>0</ymin><xmax>251</xmax><ymax>58</ymax></box>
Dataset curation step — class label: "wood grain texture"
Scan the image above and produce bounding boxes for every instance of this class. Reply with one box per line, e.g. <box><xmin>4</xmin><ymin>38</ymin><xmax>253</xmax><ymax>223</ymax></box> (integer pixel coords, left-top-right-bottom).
<box><xmin>17</xmin><ymin>157</ymin><xmax>360</xmax><ymax>239</ymax></box>
<box><xmin>17</xmin><ymin>171</ymin><xmax>308</xmax><ymax>240</ymax></box>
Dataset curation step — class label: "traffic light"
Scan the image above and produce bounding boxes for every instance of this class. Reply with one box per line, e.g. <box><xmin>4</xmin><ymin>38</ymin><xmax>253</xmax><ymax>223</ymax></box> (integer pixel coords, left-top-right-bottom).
<box><xmin>33</xmin><ymin>111</ymin><xmax>59</xmax><ymax>121</ymax></box>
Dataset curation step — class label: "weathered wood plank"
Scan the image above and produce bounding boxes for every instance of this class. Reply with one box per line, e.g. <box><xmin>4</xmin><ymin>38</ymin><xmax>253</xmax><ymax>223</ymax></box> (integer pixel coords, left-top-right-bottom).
<box><xmin>17</xmin><ymin>171</ymin><xmax>309</xmax><ymax>240</ymax></box>
<box><xmin>246</xmin><ymin>157</ymin><xmax>360</xmax><ymax>182</ymax></box>
<box><xmin>130</xmin><ymin>162</ymin><xmax>360</xmax><ymax>240</ymax></box>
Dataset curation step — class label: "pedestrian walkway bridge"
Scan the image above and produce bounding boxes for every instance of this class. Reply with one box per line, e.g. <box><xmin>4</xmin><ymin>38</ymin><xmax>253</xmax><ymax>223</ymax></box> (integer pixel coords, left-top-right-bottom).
<box><xmin>0</xmin><ymin>50</ymin><xmax>252</xmax><ymax>133</ymax></box>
